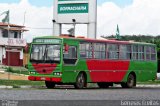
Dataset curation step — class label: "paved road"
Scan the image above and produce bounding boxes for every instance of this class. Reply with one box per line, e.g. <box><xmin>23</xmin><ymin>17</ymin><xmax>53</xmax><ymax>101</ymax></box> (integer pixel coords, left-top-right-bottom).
<box><xmin>1</xmin><ymin>87</ymin><xmax>160</xmax><ymax>106</ymax></box>
<box><xmin>0</xmin><ymin>87</ymin><xmax>160</xmax><ymax>100</ymax></box>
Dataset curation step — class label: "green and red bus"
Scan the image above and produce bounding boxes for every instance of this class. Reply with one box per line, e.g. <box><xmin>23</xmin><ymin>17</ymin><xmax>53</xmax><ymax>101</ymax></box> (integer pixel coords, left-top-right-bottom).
<box><xmin>28</xmin><ymin>36</ymin><xmax>157</xmax><ymax>89</ymax></box>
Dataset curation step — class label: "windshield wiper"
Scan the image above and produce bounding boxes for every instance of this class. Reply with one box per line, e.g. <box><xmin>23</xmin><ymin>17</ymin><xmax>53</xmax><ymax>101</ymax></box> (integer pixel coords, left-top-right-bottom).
<box><xmin>42</xmin><ymin>45</ymin><xmax>48</xmax><ymax>63</ymax></box>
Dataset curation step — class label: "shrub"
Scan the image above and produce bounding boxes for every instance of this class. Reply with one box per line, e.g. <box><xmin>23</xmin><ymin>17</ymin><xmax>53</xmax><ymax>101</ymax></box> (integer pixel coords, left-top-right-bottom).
<box><xmin>6</xmin><ymin>67</ymin><xmax>14</xmax><ymax>72</ymax></box>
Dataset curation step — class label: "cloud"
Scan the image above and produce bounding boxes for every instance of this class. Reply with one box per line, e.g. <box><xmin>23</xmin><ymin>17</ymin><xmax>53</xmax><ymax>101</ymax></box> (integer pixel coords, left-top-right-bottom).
<box><xmin>98</xmin><ymin>0</ymin><xmax>160</xmax><ymax>36</ymax></box>
<box><xmin>0</xmin><ymin>0</ymin><xmax>160</xmax><ymax>42</ymax></box>
<box><xmin>0</xmin><ymin>0</ymin><xmax>53</xmax><ymax>42</ymax></box>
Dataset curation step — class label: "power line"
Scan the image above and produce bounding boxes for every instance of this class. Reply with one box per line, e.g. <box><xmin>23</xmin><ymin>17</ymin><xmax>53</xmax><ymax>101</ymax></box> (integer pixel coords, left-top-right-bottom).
<box><xmin>26</xmin><ymin>27</ymin><xmax>72</xmax><ymax>30</ymax></box>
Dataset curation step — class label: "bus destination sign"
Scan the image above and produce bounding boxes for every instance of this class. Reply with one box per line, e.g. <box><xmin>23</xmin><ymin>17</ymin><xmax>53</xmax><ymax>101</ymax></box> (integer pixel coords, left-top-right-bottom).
<box><xmin>33</xmin><ymin>39</ymin><xmax>61</xmax><ymax>44</ymax></box>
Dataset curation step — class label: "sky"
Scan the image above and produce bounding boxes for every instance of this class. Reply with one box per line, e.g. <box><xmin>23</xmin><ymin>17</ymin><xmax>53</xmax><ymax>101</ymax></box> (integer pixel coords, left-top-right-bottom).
<box><xmin>0</xmin><ymin>0</ymin><xmax>133</xmax><ymax>7</ymax></box>
<box><xmin>0</xmin><ymin>0</ymin><xmax>160</xmax><ymax>42</ymax></box>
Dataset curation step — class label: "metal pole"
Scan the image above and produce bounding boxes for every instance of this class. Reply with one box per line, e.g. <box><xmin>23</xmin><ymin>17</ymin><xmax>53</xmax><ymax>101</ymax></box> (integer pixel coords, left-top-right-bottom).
<box><xmin>73</xmin><ymin>23</ymin><xmax>76</xmax><ymax>37</ymax></box>
<box><xmin>7</xmin><ymin>10</ymin><xmax>10</xmax><ymax>80</ymax></box>
<box><xmin>7</xmin><ymin>23</ymin><xmax>10</xmax><ymax>80</ymax></box>
<box><xmin>22</xmin><ymin>11</ymin><xmax>26</xmax><ymax>38</ymax></box>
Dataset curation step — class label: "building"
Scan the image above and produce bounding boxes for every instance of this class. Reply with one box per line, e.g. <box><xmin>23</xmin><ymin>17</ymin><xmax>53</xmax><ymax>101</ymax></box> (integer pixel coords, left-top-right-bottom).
<box><xmin>0</xmin><ymin>22</ymin><xmax>28</xmax><ymax>66</ymax></box>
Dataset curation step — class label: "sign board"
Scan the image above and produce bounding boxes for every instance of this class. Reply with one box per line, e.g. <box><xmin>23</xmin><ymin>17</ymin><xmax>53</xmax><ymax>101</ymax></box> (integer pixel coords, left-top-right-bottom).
<box><xmin>53</xmin><ymin>0</ymin><xmax>97</xmax><ymax>39</ymax></box>
<box><xmin>58</xmin><ymin>0</ymin><xmax>87</xmax><ymax>1</ymax></box>
<box><xmin>58</xmin><ymin>3</ymin><xmax>88</xmax><ymax>14</ymax></box>
<box><xmin>54</xmin><ymin>0</ymin><xmax>90</xmax><ymax>24</ymax></box>
<box><xmin>0</xmin><ymin>38</ymin><xmax>26</xmax><ymax>47</ymax></box>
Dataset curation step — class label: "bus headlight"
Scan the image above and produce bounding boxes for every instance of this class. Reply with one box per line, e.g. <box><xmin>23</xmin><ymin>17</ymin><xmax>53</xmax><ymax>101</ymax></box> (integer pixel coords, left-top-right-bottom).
<box><xmin>54</xmin><ymin>72</ymin><xmax>62</xmax><ymax>76</ymax></box>
<box><xmin>30</xmin><ymin>72</ymin><xmax>36</xmax><ymax>74</ymax></box>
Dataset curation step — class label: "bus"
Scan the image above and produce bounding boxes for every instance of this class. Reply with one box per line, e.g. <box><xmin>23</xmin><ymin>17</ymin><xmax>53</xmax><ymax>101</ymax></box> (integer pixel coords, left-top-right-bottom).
<box><xmin>28</xmin><ymin>36</ymin><xmax>157</xmax><ymax>89</ymax></box>
<box><xmin>158</xmin><ymin>52</ymin><xmax>160</xmax><ymax>73</ymax></box>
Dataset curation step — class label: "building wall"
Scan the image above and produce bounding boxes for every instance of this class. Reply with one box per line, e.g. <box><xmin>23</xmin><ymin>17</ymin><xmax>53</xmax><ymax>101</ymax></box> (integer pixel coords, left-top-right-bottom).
<box><xmin>9</xmin><ymin>32</ymin><xmax>14</xmax><ymax>38</ymax></box>
<box><xmin>0</xmin><ymin>26</ymin><xmax>27</xmax><ymax>66</ymax></box>
<box><xmin>0</xmin><ymin>45</ymin><xmax>24</xmax><ymax>66</ymax></box>
<box><xmin>0</xmin><ymin>29</ymin><xmax>2</xmax><ymax>37</ymax></box>
<box><xmin>0</xmin><ymin>47</ymin><xmax>2</xmax><ymax>64</ymax></box>
<box><xmin>0</xmin><ymin>47</ymin><xmax>5</xmax><ymax>64</ymax></box>
<box><xmin>2</xmin><ymin>48</ymin><xmax>23</xmax><ymax>66</ymax></box>
<box><xmin>20</xmin><ymin>49</ymin><xmax>23</xmax><ymax>59</ymax></box>
<box><xmin>2</xmin><ymin>47</ymin><xmax>5</xmax><ymax>58</ymax></box>
<box><xmin>23</xmin><ymin>53</ymin><xmax>29</xmax><ymax>66</ymax></box>
<box><xmin>0</xmin><ymin>29</ymin><xmax>21</xmax><ymax>38</ymax></box>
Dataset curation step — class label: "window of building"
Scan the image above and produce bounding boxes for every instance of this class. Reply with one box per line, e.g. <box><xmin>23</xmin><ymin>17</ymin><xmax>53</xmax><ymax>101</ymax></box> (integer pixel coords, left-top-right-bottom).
<box><xmin>80</xmin><ymin>43</ymin><xmax>93</xmax><ymax>59</ymax></box>
<box><xmin>93</xmin><ymin>43</ymin><xmax>106</xmax><ymax>59</ymax></box>
<box><xmin>107</xmin><ymin>44</ymin><xmax>119</xmax><ymax>59</ymax></box>
<box><xmin>14</xmin><ymin>32</ymin><xmax>18</xmax><ymax>38</ymax></box>
<box><xmin>132</xmin><ymin>45</ymin><xmax>138</xmax><ymax>60</ymax></box>
<box><xmin>2</xmin><ymin>30</ymin><xmax>8</xmax><ymax>38</ymax></box>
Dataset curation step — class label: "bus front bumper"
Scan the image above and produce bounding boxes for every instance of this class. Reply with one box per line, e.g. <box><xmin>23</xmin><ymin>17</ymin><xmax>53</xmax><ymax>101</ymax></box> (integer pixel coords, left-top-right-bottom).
<box><xmin>28</xmin><ymin>76</ymin><xmax>62</xmax><ymax>82</ymax></box>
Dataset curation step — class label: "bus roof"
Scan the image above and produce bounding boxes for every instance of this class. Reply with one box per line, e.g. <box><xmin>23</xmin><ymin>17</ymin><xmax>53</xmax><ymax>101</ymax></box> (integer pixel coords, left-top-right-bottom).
<box><xmin>33</xmin><ymin>36</ymin><xmax>156</xmax><ymax>46</ymax></box>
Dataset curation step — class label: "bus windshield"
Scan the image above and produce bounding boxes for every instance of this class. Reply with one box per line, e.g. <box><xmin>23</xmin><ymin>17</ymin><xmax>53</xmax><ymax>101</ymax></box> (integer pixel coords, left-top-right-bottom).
<box><xmin>30</xmin><ymin>44</ymin><xmax>61</xmax><ymax>63</ymax></box>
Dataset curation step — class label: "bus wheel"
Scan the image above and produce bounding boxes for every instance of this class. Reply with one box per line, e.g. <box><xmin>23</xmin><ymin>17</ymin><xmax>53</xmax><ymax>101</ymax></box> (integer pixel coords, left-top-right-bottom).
<box><xmin>97</xmin><ymin>83</ymin><xmax>110</xmax><ymax>88</ymax></box>
<box><xmin>74</xmin><ymin>73</ymin><xmax>86</xmax><ymax>89</ymax></box>
<box><xmin>121</xmin><ymin>73</ymin><xmax>136</xmax><ymax>88</ymax></box>
<box><xmin>45</xmin><ymin>81</ymin><xmax>55</xmax><ymax>89</ymax></box>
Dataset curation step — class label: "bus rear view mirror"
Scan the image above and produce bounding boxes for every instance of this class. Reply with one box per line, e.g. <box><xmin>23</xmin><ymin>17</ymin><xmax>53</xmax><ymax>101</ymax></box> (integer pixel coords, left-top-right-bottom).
<box><xmin>64</xmin><ymin>44</ymin><xmax>69</xmax><ymax>52</ymax></box>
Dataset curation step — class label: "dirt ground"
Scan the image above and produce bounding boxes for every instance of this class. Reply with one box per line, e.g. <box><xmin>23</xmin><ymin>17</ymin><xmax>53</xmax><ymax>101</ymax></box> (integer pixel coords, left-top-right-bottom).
<box><xmin>0</xmin><ymin>72</ymin><xmax>28</xmax><ymax>80</ymax></box>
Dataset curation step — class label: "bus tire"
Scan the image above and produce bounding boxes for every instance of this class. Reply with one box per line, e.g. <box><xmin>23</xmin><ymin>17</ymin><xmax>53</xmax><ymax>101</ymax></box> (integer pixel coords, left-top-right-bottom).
<box><xmin>121</xmin><ymin>73</ymin><xmax>136</xmax><ymax>88</ymax></box>
<box><xmin>74</xmin><ymin>73</ymin><xmax>86</xmax><ymax>89</ymax></box>
<box><xmin>97</xmin><ymin>83</ymin><xmax>110</xmax><ymax>88</ymax></box>
<box><xmin>45</xmin><ymin>81</ymin><xmax>55</xmax><ymax>89</ymax></box>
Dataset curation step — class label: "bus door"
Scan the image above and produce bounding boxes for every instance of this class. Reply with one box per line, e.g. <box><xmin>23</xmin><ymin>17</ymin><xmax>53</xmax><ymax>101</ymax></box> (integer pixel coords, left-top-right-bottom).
<box><xmin>63</xmin><ymin>44</ymin><xmax>77</xmax><ymax>65</ymax></box>
<box><xmin>62</xmin><ymin>44</ymin><xmax>78</xmax><ymax>82</ymax></box>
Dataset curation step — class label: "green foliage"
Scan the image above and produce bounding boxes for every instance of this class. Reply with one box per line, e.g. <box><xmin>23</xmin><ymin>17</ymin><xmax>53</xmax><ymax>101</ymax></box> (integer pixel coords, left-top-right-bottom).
<box><xmin>137</xmin><ymin>80</ymin><xmax>160</xmax><ymax>84</ymax></box>
<box><xmin>6</xmin><ymin>67</ymin><xmax>14</xmax><ymax>72</ymax></box>
<box><xmin>6</xmin><ymin>67</ymin><xmax>29</xmax><ymax>75</ymax></box>
<box><xmin>0</xmin><ymin>80</ymin><xmax>44</xmax><ymax>86</ymax></box>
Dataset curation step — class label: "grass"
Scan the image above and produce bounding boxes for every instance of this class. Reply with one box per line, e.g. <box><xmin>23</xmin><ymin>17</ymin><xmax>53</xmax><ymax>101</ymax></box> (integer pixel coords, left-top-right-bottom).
<box><xmin>6</xmin><ymin>67</ymin><xmax>29</xmax><ymax>75</ymax></box>
<box><xmin>137</xmin><ymin>80</ymin><xmax>160</xmax><ymax>84</ymax></box>
<box><xmin>0</xmin><ymin>80</ymin><xmax>44</xmax><ymax>86</ymax></box>
<box><xmin>9</xmin><ymin>70</ymin><xmax>29</xmax><ymax>75</ymax></box>
<box><xmin>0</xmin><ymin>80</ymin><xmax>160</xmax><ymax>87</ymax></box>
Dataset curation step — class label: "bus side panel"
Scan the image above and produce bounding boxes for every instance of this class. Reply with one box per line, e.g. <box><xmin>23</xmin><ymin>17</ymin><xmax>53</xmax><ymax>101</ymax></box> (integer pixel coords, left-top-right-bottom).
<box><xmin>62</xmin><ymin>60</ymin><xmax>91</xmax><ymax>83</ymax></box>
<box><xmin>86</xmin><ymin>60</ymin><xmax>130</xmax><ymax>82</ymax></box>
<box><xmin>122</xmin><ymin>61</ymin><xmax>157</xmax><ymax>82</ymax></box>
<box><xmin>61</xmin><ymin>39</ymin><xmax>91</xmax><ymax>83</ymax></box>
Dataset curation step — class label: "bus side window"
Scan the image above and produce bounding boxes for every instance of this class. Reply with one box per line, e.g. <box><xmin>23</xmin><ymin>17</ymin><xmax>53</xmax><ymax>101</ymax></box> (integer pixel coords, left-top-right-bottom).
<box><xmin>108</xmin><ymin>44</ymin><xmax>119</xmax><ymax>59</ymax></box>
<box><xmin>63</xmin><ymin>46</ymin><xmax>77</xmax><ymax>64</ymax></box>
<box><xmin>151</xmin><ymin>46</ymin><xmax>156</xmax><ymax>61</ymax></box>
<box><xmin>79</xmin><ymin>43</ymin><xmax>86</xmax><ymax>58</ymax></box>
<box><xmin>79</xmin><ymin>43</ymin><xmax>93</xmax><ymax>59</ymax></box>
<box><xmin>93</xmin><ymin>43</ymin><xmax>106</xmax><ymax>59</ymax></box>
<box><xmin>132</xmin><ymin>45</ymin><xmax>138</xmax><ymax>60</ymax></box>
<box><xmin>127</xmin><ymin>45</ymin><xmax>132</xmax><ymax>60</ymax></box>
<box><xmin>119</xmin><ymin>45</ymin><xmax>131</xmax><ymax>60</ymax></box>
<box><xmin>146</xmin><ymin>46</ymin><xmax>151</xmax><ymax>61</ymax></box>
<box><xmin>138</xmin><ymin>45</ymin><xmax>144</xmax><ymax>61</ymax></box>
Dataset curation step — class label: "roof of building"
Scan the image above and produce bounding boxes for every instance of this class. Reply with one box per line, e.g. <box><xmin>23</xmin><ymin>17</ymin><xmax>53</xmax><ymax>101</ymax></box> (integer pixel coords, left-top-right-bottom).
<box><xmin>0</xmin><ymin>22</ymin><xmax>28</xmax><ymax>31</ymax></box>
<box><xmin>0</xmin><ymin>22</ymin><xmax>25</xmax><ymax>27</ymax></box>
<box><xmin>2</xmin><ymin>27</ymin><xmax>28</xmax><ymax>31</ymax></box>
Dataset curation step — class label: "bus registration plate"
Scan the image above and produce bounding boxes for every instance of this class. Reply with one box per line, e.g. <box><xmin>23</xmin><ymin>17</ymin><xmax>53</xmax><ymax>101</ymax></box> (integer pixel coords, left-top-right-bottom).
<box><xmin>41</xmin><ymin>77</ymin><xmax>46</xmax><ymax>80</ymax></box>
